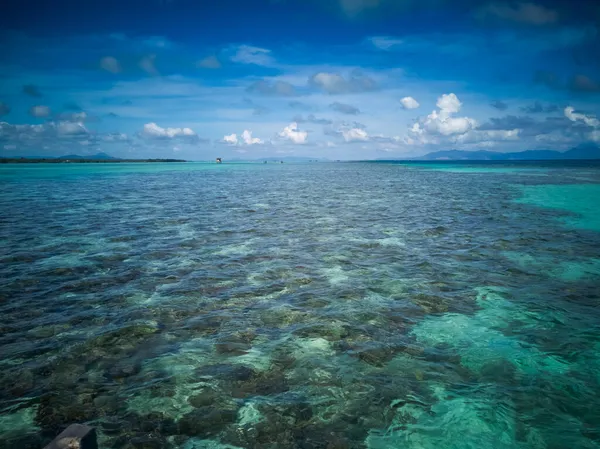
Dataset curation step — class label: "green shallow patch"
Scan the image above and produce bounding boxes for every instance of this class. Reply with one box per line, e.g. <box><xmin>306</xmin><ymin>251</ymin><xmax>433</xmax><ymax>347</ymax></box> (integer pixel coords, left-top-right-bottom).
<box><xmin>411</xmin><ymin>287</ymin><xmax>569</xmax><ymax>376</ymax></box>
<box><xmin>515</xmin><ymin>184</ymin><xmax>600</xmax><ymax>232</ymax></box>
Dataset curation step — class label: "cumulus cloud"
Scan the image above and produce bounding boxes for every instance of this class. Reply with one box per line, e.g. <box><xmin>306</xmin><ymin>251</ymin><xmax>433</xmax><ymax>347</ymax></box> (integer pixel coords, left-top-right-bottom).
<box><xmin>309</xmin><ymin>70</ymin><xmax>378</xmax><ymax>94</ymax></box>
<box><xmin>139</xmin><ymin>54</ymin><xmax>159</xmax><ymax>76</ymax></box>
<box><xmin>405</xmin><ymin>93</ymin><xmax>528</xmax><ymax>148</ymax></box>
<box><xmin>520</xmin><ymin>101</ymin><xmax>559</xmax><ymax>113</ymax></box>
<box><xmin>330</xmin><ymin>102</ymin><xmax>360</xmax><ymax>115</ymax></box>
<box><xmin>0</xmin><ymin>102</ymin><xmax>10</xmax><ymax>116</ymax></box>
<box><xmin>247</xmin><ymin>80</ymin><xmax>297</xmax><ymax>96</ymax></box>
<box><xmin>293</xmin><ymin>114</ymin><xmax>333</xmax><ymax>125</ymax></box>
<box><xmin>22</xmin><ymin>84</ymin><xmax>42</xmax><ymax>97</ymax></box>
<box><xmin>279</xmin><ymin>122</ymin><xmax>308</xmax><ymax>144</ymax></box>
<box><xmin>564</xmin><ymin>106</ymin><xmax>599</xmax><ymax>128</ymax></box>
<box><xmin>221</xmin><ymin>130</ymin><xmax>263</xmax><ymax>145</ymax></box>
<box><xmin>0</xmin><ymin>120</ymin><xmax>89</xmax><ymax>145</ymax></box>
<box><xmin>477</xmin><ymin>2</ymin><xmax>558</xmax><ymax>25</ymax></box>
<box><xmin>141</xmin><ymin>122</ymin><xmax>197</xmax><ymax>139</ymax></box>
<box><xmin>29</xmin><ymin>105</ymin><xmax>51</xmax><ymax>118</ymax></box>
<box><xmin>196</xmin><ymin>55</ymin><xmax>221</xmax><ymax>69</ymax></box>
<box><xmin>368</xmin><ymin>36</ymin><xmax>403</xmax><ymax>50</ymax></box>
<box><xmin>410</xmin><ymin>93</ymin><xmax>477</xmax><ymax>143</ymax></box>
<box><xmin>56</xmin><ymin>121</ymin><xmax>88</xmax><ymax>136</ymax></box>
<box><xmin>230</xmin><ymin>45</ymin><xmax>274</xmax><ymax>66</ymax></box>
<box><xmin>342</xmin><ymin>127</ymin><xmax>369</xmax><ymax>142</ymax></box>
<box><xmin>100</xmin><ymin>56</ymin><xmax>121</xmax><ymax>74</ymax></box>
<box><xmin>490</xmin><ymin>100</ymin><xmax>508</xmax><ymax>111</ymax></box>
<box><xmin>223</xmin><ymin>133</ymin><xmax>238</xmax><ymax>145</ymax></box>
<box><xmin>400</xmin><ymin>96</ymin><xmax>420</xmax><ymax>109</ymax></box>
<box><xmin>241</xmin><ymin>130</ymin><xmax>263</xmax><ymax>145</ymax></box>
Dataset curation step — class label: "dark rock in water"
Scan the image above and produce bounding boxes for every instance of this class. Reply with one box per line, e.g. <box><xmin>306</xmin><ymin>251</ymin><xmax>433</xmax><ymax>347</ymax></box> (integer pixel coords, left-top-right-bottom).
<box><xmin>35</xmin><ymin>392</ymin><xmax>97</xmax><ymax>435</ymax></box>
<box><xmin>130</xmin><ymin>435</ymin><xmax>165</xmax><ymax>449</ymax></box>
<box><xmin>354</xmin><ymin>343</ymin><xmax>405</xmax><ymax>367</ymax></box>
<box><xmin>411</xmin><ymin>293</ymin><xmax>449</xmax><ymax>313</ymax></box>
<box><xmin>124</xmin><ymin>412</ymin><xmax>178</xmax><ymax>436</ymax></box>
<box><xmin>108</xmin><ymin>360</ymin><xmax>142</xmax><ymax>380</ymax></box>
<box><xmin>230</xmin><ymin>369</ymin><xmax>289</xmax><ymax>398</ymax></box>
<box><xmin>479</xmin><ymin>359</ymin><xmax>517</xmax><ymax>384</ymax></box>
<box><xmin>188</xmin><ymin>389</ymin><xmax>219</xmax><ymax>408</ymax></box>
<box><xmin>292</xmin><ymin>324</ymin><xmax>343</xmax><ymax>341</ymax></box>
<box><xmin>178</xmin><ymin>406</ymin><xmax>237</xmax><ymax>436</ymax></box>
<box><xmin>93</xmin><ymin>395</ymin><xmax>118</xmax><ymax>411</ymax></box>
<box><xmin>91</xmin><ymin>324</ymin><xmax>159</xmax><ymax>349</ymax></box>
<box><xmin>196</xmin><ymin>363</ymin><xmax>256</xmax><ymax>382</ymax></box>
<box><xmin>100</xmin><ymin>418</ymin><xmax>124</xmax><ymax>435</ymax></box>
<box><xmin>0</xmin><ymin>433</ymin><xmax>46</xmax><ymax>449</ymax></box>
<box><xmin>185</xmin><ymin>315</ymin><xmax>225</xmax><ymax>335</ymax></box>
<box><xmin>214</xmin><ymin>341</ymin><xmax>251</xmax><ymax>355</ymax></box>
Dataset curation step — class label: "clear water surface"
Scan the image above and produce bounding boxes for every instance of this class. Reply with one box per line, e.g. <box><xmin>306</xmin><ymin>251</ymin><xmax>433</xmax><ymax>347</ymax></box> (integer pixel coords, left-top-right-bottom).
<box><xmin>1</xmin><ymin>161</ymin><xmax>599</xmax><ymax>449</ymax></box>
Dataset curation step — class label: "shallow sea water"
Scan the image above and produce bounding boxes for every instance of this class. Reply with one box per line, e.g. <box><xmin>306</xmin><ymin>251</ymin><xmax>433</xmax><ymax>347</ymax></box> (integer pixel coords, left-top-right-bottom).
<box><xmin>1</xmin><ymin>161</ymin><xmax>599</xmax><ymax>449</ymax></box>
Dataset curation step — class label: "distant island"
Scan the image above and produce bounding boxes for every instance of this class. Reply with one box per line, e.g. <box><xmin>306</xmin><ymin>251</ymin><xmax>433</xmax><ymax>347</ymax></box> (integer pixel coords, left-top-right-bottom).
<box><xmin>0</xmin><ymin>152</ymin><xmax>186</xmax><ymax>163</ymax></box>
<box><xmin>411</xmin><ymin>144</ymin><xmax>600</xmax><ymax>161</ymax></box>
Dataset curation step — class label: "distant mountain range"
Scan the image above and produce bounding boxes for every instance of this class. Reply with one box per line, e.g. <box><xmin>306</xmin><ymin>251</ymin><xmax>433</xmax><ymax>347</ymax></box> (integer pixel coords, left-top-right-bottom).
<box><xmin>55</xmin><ymin>152</ymin><xmax>117</xmax><ymax>160</ymax></box>
<box><xmin>4</xmin><ymin>145</ymin><xmax>600</xmax><ymax>162</ymax></box>
<box><xmin>3</xmin><ymin>152</ymin><xmax>119</xmax><ymax>160</ymax></box>
<box><xmin>414</xmin><ymin>144</ymin><xmax>600</xmax><ymax>161</ymax></box>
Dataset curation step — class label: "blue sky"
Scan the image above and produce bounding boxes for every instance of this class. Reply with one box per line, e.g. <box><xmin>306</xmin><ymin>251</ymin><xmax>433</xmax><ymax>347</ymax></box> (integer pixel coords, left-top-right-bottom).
<box><xmin>0</xmin><ymin>0</ymin><xmax>599</xmax><ymax>160</ymax></box>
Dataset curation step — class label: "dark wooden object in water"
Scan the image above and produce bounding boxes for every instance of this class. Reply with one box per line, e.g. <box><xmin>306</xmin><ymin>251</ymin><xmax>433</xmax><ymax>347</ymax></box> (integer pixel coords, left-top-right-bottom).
<box><xmin>43</xmin><ymin>424</ymin><xmax>98</xmax><ymax>449</ymax></box>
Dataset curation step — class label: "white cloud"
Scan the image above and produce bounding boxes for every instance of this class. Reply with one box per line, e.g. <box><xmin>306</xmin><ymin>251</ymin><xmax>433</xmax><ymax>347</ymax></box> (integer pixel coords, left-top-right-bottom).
<box><xmin>223</xmin><ymin>133</ymin><xmax>238</xmax><ymax>145</ymax></box>
<box><xmin>222</xmin><ymin>130</ymin><xmax>263</xmax><ymax>145</ymax></box>
<box><xmin>56</xmin><ymin>121</ymin><xmax>88</xmax><ymax>136</ymax></box>
<box><xmin>196</xmin><ymin>56</ymin><xmax>221</xmax><ymax>69</ymax></box>
<box><xmin>409</xmin><ymin>93</ymin><xmax>477</xmax><ymax>143</ymax></box>
<box><xmin>279</xmin><ymin>122</ymin><xmax>308</xmax><ymax>144</ymax></box>
<box><xmin>399</xmin><ymin>96</ymin><xmax>420</xmax><ymax>109</ymax></box>
<box><xmin>436</xmin><ymin>93</ymin><xmax>462</xmax><ymax>115</ymax></box>
<box><xmin>140</xmin><ymin>54</ymin><xmax>159</xmax><ymax>76</ymax></box>
<box><xmin>100</xmin><ymin>56</ymin><xmax>121</xmax><ymax>74</ymax></box>
<box><xmin>342</xmin><ymin>128</ymin><xmax>369</xmax><ymax>142</ymax></box>
<box><xmin>368</xmin><ymin>36</ymin><xmax>404</xmax><ymax>50</ymax></box>
<box><xmin>564</xmin><ymin>106</ymin><xmax>600</xmax><ymax>128</ymax></box>
<box><xmin>230</xmin><ymin>45</ymin><xmax>274</xmax><ymax>66</ymax></box>
<box><xmin>141</xmin><ymin>122</ymin><xmax>196</xmax><ymax>139</ymax></box>
<box><xmin>241</xmin><ymin>130</ymin><xmax>263</xmax><ymax>145</ymax></box>
<box><xmin>29</xmin><ymin>105</ymin><xmax>51</xmax><ymax>118</ymax></box>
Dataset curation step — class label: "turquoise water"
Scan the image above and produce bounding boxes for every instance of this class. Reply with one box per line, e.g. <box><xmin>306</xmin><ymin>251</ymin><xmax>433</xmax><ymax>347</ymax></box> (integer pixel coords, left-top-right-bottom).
<box><xmin>1</xmin><ymin>161</ymin><xmax>599</xmax><ymax>449</ymax></box>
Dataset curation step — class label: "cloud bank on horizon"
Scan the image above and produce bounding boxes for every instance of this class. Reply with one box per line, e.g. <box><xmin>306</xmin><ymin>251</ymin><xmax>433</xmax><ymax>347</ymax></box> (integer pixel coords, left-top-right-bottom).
<box><xmin>0</xmin><ymin>0</ymin><xmax>598</xmax><ymax>160</ymax></box>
